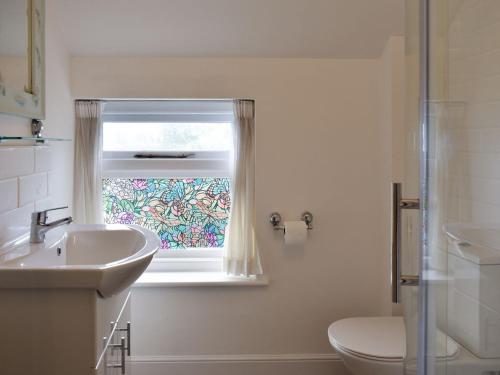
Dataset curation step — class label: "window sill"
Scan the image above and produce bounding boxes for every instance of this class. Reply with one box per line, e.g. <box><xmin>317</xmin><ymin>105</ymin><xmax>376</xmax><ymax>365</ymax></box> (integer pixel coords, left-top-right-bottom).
<box><xmin>133</xmin><ymin>272</ymin><xmax>269</xmax><ymax>287</ymax></box>
<box><xmin>147</xmin><ymin>256</ymin><xmax>222</xmax><ymax>272</ymax></box>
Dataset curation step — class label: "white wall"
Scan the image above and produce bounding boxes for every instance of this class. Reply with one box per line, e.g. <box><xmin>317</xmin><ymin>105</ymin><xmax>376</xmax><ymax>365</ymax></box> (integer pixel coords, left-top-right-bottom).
<box><xmin>380</xmin><ymin>36</ymin><xmax>406</xmax><ymax>317</ymax></box>
<box><xmin>0</xmin><ymin>0</ymin><xmax>74</xmax><ymax>247</ymax></box>
<box><xmin>70</xmin><ymin>45</ymin><xmax>405</xmax><ymax>374</ymax></box>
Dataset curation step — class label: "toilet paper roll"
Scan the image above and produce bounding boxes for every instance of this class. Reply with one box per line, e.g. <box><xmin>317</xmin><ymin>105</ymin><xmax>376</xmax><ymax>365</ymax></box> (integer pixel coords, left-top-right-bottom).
<box><xmin>284</xmin><ymin>221</ymin><xmax>308</xmax><ymax>246</ymax></box>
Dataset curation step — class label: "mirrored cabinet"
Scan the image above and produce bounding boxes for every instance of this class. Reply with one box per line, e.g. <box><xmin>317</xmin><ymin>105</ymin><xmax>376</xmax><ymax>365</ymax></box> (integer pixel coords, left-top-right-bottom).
<box><xmin>0</xmin><ymin>0</ymin><xmax>45</xmax><ymax>119</ymax></box>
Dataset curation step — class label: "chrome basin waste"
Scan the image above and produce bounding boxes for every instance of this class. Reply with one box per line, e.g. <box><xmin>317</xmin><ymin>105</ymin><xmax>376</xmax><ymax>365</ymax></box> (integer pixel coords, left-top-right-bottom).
<box><xmin>0</xmin><ymin>224</ymin><xmax>160</xmax><ymax>297</ymax></box>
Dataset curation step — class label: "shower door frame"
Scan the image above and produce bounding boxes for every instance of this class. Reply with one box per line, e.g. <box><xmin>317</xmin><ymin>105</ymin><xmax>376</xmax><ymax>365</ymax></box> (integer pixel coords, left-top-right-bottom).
<box><xmin>416</xmin><ymin>0</ymin><xmax>431</xmax><ymax>374</ymax></box>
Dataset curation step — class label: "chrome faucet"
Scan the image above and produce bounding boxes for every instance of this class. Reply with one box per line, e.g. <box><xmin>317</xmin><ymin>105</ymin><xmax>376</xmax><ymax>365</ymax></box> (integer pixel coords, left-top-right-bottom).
<box><xmin>30</xmin><ymin>206</ymin><xmax>73</xmax><ymax>243</ymax></box>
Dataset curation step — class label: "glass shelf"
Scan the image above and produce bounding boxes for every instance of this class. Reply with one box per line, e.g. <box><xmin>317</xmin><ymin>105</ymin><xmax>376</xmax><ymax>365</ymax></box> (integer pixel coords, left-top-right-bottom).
<box><xmin>0</xmin><ymin>136</ymin><xmax>71</xmax><ymax>144</ymax></box>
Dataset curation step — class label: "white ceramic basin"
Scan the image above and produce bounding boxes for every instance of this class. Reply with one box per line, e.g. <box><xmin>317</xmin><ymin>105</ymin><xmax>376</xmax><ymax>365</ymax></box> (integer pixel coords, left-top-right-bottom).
<box><xmin>0</xmin><ymin>224</ymin><xmax>160</xmax><ymax>297</ymax></box>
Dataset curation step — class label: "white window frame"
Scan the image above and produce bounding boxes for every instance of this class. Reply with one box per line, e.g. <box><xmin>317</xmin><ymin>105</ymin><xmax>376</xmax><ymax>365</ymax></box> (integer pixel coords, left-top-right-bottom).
<box><xmin>101</xmin><ymin>100</ymin><xmax>234</xmax><ymax>272</ymax></box>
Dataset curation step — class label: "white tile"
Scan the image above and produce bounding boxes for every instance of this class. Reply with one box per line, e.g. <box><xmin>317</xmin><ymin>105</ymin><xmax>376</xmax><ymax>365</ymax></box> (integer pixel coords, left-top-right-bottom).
<box><xmin>465</xmin><ymin>101</ymin><xmax>500</xmax><ymax>128</ymax></box>
<box><xmin>19</xmin><ymin>173</ymin><xmax>48</xmax><ymax>206</ymax></box>
<box><xmin>0</xmin><ymin>178</ymin><xmax>18</xmax><ymax>213</ymax></box>
<box><xmin>47</xmin><ymin>171</ymin><xmax>58</xmax><ymax>197</ymax></box>
<box><xmin>447</xmin><ymin>129</ymin><xmax>481</xmax><ymax>152</ymax></box>
<box><xmin>0</xmin><ymin>203</ymin><xmax>34</xmax><ymax>248</ymax></box>
<box><xmin>34</xmin><ymin>197</ymin><xmax>53</xmax><ymax>212</ymax></box>
<box><xmin>481</xmin><ymin>21</ymin><xmax>500</xmax><ymax>53</ymax></box>
<box><xmin>0</xmin><ymin>147</ymin><xmax>34</xmax><ymax>179</ymax></box>
<box><xmin>462</xmin><ymin>153</ymin><xmax>500</xmax><ymax>179</ymax></box>
<box><xmin>34</xmin><ymin>198</ymin><xmax>70</xmax><ymax>221</ymax></box>
<box><xmin>447</xmin><ymin>0</ymin><xmax>500</xmax><ymax>218</ymax></box>
<box><xmin>480</xmin><ymin>129</ymin><xmax>500</xmax><ymax>152</ymax></box>
<box><xmin>462</xmin><ymin>177</ymin><xmax>500</xmax><ymax>206</ymax></box>
<box><xmin>482</xmin><ymin>0</ymin><xmax>500</xmax><ymax>28</ymax></box>
<box><xmin>34</xmin><ymin>146</ymin><xmax>51</xmax><ymax>172</ymax></box>
<box><xmin>468</xmin><ymin>199</ymin><xmax>500</xmax><ymax>223</ymax></box>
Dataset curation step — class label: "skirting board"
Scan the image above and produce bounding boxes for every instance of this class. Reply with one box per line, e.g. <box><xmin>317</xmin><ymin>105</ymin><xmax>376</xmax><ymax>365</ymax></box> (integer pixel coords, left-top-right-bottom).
<box><xmin>131</xmin><ymin>353</ymin><xmax>350</xmax><ymax>375</ymax></box>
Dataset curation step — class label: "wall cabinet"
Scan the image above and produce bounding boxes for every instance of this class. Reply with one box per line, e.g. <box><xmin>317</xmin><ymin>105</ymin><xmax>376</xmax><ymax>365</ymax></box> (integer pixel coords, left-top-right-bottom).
<box><xmin>0</xmin><ymin>287</ymin><xmax>132</xmax><ymax>375</ymax></box>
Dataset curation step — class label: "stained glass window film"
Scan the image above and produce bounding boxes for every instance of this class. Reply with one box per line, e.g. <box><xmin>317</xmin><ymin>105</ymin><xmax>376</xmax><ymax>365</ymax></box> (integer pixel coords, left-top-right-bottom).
<box><xmin>102</xmin><ymin>178</ymin><xmax>231</xmax><ymax>249</ymax></box>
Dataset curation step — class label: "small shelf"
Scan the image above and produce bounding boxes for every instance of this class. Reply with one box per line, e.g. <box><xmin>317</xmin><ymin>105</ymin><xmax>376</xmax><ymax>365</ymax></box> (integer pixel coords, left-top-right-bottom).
<box><xmin>0</xmin><ymin>136</ymin><xmax>71</xmax><ymax>144</ymax></box>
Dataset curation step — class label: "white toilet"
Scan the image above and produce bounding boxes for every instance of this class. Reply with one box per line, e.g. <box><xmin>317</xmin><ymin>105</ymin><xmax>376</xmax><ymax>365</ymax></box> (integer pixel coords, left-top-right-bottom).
<box><xmin>328</xmin><ymin>316</ymin><xmax>460</xmax><ymax>375</ymax></box>
<box><xmin>328</xmin><ymin>317</ymin><xmax>405</xmax><ymax>375</ymax></box>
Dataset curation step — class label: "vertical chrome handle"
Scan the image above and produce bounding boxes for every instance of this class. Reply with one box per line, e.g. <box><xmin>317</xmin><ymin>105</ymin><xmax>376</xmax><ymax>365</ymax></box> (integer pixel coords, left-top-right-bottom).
<box><xmin>117</xmin><ymin>322</ymin><xmax>131</xmax><ymax>356</ymax></box>
<box><xmin>391</xmin><ymin>183</ymin><xmax>402</xmax><ymax>304</ymax></box>
<box><xmin>120</xmin><ymin>337</ymin><xmax>126</xmax><ymax>374</ymax></box>
<box><xmin>126</xmin><ymin>322</ymin><xmax>131</xmax><ymax>356</ymax></box>
<box><xmin>391</xmin><ymin>182</ymin><xmax>420</xmax><ymax>304</ymax></box>
<box><xmin>108</xmin><ymin>337</ymin><xmax>126</xmax><ymax>374</ymax></box>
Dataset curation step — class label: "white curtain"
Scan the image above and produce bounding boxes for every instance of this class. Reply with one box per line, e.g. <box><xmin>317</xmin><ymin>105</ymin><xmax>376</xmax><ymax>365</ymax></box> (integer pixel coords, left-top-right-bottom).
<box><xmin>73</xmin><ymin>100</ymin><xmax>105</xmax><ymax>224</ymax></box>
<box><xmin>224</xmin><ymin>100</ymin><xmax>263</xmax><ymax>277</ymax></box>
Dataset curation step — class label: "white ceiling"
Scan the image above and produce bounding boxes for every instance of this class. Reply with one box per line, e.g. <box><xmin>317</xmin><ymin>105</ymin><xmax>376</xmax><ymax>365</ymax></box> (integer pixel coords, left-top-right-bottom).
<box><xmin>55</xmin><ymin>0</ymin><xmax>404</xmax><ymax>58</ymax></box>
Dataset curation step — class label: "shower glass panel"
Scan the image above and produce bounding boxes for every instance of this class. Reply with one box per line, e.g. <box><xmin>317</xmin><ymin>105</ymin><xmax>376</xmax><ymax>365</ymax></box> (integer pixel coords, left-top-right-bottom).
<box><xmin>402</xmin><ymin>1</ymin><xmax>422</xmax><ymax>375</ymax></box>
<box><xmin>416</xmin><ymin>0</ymin><xmax>500</xmax><ymax>374</ymax></box>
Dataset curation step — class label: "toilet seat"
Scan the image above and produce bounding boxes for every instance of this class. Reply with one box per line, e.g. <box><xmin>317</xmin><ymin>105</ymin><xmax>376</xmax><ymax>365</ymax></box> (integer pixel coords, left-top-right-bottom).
<box><xmin>333</xmin><ymin>343</ymin><xmax>403</xmax><ymax>363</ymax></box>
<box><xmin>328</xmin><ymin>316</ymin><xmax>460</xmax><ymax>363</ymax></box>
<box><xmin>328</xmin><ymin>317</ymin><xmax>461</xmax><ymax>375</ymax></box>
<box><xmin>328</xmin><ymin>317</ymin><xmax>406</xmax><ymax>362</ymax></box>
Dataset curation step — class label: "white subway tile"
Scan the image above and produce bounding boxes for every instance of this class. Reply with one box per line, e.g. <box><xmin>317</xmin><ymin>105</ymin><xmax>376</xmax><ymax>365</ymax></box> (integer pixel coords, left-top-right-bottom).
<box><xmin>34</xmin><ymin>197</ymin><xmax>54</xmax><ymax>212</ymax></box>
<box><xmin>19</xmin><ymin>173</ymin><xmax>48</xmax><ymax>206</ymax></box>
<box><xmin>447</xmin><ymin>129</ymin><xmax>481</xmax><ymax>152</ymax></box>
<box><xmin>0</xmin><ymin>203</ymin><xmax>34</xmax><ymax>248</ymax></box>
<box><xmin>482</xmin><ymin>0</ymin><xmax>500</xmax><ymax>28</ymax></box>
<box><xmin>448</xmin><ymin>151</ymin><xmax>465</xmax><ymax>178</ymax></box>
<box><xmin>447</xmin><ymin>1</ymin><xmax>500</xmax><ymax>219</ymax></box>
<box><xmin>460</xmin><ymin>2</ymin><xmax>482</xmax><ymax>36</ymax></box>
<box><xmin>470</xmin><ymin>200</ymin><xmax>500</xmax><ymax>223</ymax></box>
<box><xmin>462</xmin><ymin>177</ymin><xmax>500</xmax><ymax>206</ymax></box>
<box><xmin>34</xmin><ymin>146</ymin><xmax>51</xmax><ymax>172</ymax></box>
<box><xmin>481</xmin><ymin>21</ymin><xmax>500</xmax><ymax>53</ymax></box>
<box><xmin>480</xmin><ymin>129</ymin><xmax>500</xmax><ymax>152</ymax></box>
<box><xmin>0</xmin><ymin>147</ymin><xmax>34</xmax><ymax>179</ymax></box>
<box><xmin>466</xmin><ymin>153</ymin><xmax>500</xmax><ymax>179</ymax></box>
<box><xmin>465</xmin><ymin>101</ymin><xmax>500</xmax><ymax>129</ymax></box>
<box><xmin>0</xmin><ymin>178</ymin><xmax>18</xmax><ymax>213</ymax></box>
<box><xmin>474</xmin><ymin>75</ymin><xmax>500</xmax><ymax>102</ymax></box>
<box><xmin>47</xmin><ymin>171</ymin><xmax>55</xmax><ymax>196</ymax></box>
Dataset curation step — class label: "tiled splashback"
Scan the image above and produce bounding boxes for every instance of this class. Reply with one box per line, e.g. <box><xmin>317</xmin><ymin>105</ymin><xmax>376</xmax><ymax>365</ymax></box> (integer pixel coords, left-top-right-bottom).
<box><xmin>0</xmin><ymin>146</ymin><xmax>53</xmax><ymax>249</ymax></box>
<box><xmin>444</xmin><ymin>0</ymin><xmax>500</xmax><ymax>224</ymax></box>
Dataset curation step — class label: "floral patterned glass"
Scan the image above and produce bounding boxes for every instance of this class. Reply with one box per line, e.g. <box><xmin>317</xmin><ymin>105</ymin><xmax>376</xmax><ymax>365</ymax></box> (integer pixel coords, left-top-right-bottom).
<box><xmin>102</xmin><ymin>178</ymin><xmax>231</xmax><ymax>250</ymax></box>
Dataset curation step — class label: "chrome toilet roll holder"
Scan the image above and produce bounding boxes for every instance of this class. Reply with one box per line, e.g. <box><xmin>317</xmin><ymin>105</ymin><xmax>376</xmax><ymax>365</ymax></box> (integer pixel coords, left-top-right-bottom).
<box><xmin>269</xmin><ymin>211</ymin><xmax>313</xmax><ymax>231</ymax></box>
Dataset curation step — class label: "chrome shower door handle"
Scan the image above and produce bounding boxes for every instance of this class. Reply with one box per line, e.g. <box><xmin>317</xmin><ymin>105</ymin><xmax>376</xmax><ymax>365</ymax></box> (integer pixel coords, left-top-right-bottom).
<box><xmin>391</xmin><ymin>182</ymin><xmax>420</xmax><ymax>304</ymax></box>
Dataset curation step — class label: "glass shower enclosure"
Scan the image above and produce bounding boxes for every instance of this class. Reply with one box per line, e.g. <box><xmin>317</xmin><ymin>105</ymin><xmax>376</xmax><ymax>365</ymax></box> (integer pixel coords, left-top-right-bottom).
<box><xmin>402</xmin><ymin>1</ymin><xmax>500</xmax><ymax>374</ymax></box>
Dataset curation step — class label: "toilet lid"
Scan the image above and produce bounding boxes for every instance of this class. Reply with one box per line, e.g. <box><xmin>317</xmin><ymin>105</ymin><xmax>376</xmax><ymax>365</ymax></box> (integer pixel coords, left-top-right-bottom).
<box><xmin>328</xmin><ymin>317</ymin><xmax>405</xmax><ymax>360</ymax></box>
<box><xmin>328</xmin><ymin>317</ymin><xmax>460</xmax><ymax>361</ymax></box>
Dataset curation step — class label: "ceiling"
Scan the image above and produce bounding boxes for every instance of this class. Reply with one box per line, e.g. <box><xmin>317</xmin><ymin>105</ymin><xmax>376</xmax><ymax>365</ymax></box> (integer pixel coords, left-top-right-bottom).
<box><xmin>54</xmin><ymin>0</ymin><xmax>404</xmax><ymax>58</ymax></box>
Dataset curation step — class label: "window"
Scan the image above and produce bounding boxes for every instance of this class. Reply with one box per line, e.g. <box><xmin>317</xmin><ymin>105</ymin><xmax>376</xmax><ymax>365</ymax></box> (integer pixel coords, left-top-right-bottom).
<box><xmin>102</xmin><ymin>177</ymin><xmax>230</xmax><ymax>250</ymax></box>
<box><xmin>101</xmin><ymin>100</ymin><xmax>234</xmax><ymax>271</ymax></box>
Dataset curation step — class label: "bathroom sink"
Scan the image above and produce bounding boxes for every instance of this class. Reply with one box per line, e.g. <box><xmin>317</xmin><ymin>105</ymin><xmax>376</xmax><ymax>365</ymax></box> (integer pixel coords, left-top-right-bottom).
<box><xmin>0</xmin><ymin>224</ymin><xmax>160</xmax><ymax>297</ymax></box>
